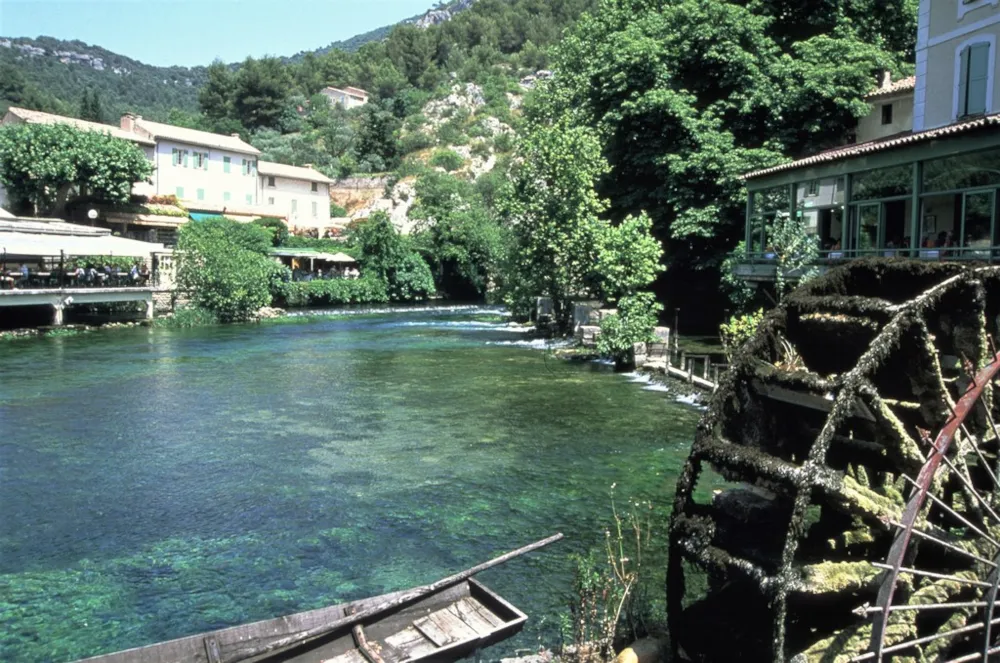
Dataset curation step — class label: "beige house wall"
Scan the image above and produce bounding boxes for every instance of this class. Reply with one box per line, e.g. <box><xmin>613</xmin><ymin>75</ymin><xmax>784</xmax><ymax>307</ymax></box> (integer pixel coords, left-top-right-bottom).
<box><xmin>261</xmin><ymin>175</ymin><xmax>331</xmax><ymax>227</ymax></box>
<box><xmin>917</xmin><ymin>0</ymin><xmax>1000</xmax><ymax>130</ymax></box>
<box><xmin>856</xmin><ymin>93</ymin><xmax>915</xmax><ymax>143</ymax></box>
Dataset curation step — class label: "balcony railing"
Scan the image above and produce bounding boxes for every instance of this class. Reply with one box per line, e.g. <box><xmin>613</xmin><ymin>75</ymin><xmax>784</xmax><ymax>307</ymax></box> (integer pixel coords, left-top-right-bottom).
<box><xmin>743</xmin><ymin>245</ymin><xmax>1000</xmax><ymax>265</ymax></box>
<box><xmin>1</xmin><ymin>260</ymin><xmax>155</xmax><ymax>291</ymax></box>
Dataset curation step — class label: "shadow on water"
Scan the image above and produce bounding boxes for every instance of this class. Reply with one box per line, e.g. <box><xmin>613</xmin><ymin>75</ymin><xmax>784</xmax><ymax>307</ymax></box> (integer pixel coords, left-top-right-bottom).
<box><xmin>0</xmin><ymin>305</ymin><xmax>710</xmax><ymax>662</ymax></box>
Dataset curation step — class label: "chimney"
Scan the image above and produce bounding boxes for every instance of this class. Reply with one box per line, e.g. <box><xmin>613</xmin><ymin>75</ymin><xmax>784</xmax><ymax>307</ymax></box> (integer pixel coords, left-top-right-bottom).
<box><xmin>304</xmin><ymin>163</ymin><xmax>313</xmax><ymax>169</ymax></box>
<box><xmin>880</xmin><ymin>70</ymin><xmax>892</xmax><ymax>89</ymax></box>
<box><xmin>120</xmin><ymin>113</ymin><xmax>141</xmax><ymax>132</ymax></box>
<box><xmin>231</xmin><ymin>133</ymin><xmax>241</xmax><ymax>138</ymax></box>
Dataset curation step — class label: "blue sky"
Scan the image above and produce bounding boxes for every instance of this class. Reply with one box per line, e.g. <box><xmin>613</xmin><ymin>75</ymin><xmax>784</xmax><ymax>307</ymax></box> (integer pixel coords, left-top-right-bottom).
<box><xmin>0</xmin><ymin>0</ymin><xmax>436</xmax><ymax>67</ymax></box>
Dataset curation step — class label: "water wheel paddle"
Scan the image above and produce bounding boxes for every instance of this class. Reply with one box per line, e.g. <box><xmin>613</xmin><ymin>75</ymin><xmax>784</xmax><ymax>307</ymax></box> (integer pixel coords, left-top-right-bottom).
<box><xmin>667</xmin><ymin>260</ymin><xmax>1000</xmax><ymax>662</ymax></box>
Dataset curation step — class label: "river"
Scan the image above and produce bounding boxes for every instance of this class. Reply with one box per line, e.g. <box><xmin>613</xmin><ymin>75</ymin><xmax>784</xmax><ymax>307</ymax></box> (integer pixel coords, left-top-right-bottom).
<box><xmin>0</xmin><ymin>306</ymin><xmax>706</xmax><ymax>663</ymax></box>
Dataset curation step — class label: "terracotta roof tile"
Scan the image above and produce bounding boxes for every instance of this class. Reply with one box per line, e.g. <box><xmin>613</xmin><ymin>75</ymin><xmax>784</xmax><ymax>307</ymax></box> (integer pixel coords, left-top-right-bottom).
<box><xmin>133</xmin><ymin>118</ymin><xmax>260</xmax><ymax>155</ymax></box>
<box><xmin>866</xmin><ymin>76</ymin><xmax>916</xmax><ymax>100</ymax></box>
<box><xmin>744</xmin><ymin>113</ymin><xmax>1000</xmax><ymax>180</ymax></box>
<box><xmin>4</xmin><ymin>107</ymin><xmax>155</xmax><ymax>146</ymax></box>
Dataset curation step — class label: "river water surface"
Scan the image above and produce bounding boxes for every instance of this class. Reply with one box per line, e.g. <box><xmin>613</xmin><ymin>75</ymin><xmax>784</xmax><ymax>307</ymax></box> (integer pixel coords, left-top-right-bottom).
<box><xmin>0</xmin><ymin>306</ymin><xmax>704</xmax><ymax>663</ymax></box>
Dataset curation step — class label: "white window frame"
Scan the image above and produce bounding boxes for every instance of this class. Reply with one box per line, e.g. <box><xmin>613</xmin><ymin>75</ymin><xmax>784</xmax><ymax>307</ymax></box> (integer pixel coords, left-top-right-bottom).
<box><xmin>953</xmin><ymin>34</ymin><xmax>996</xmax><ymax>120</ymax></box>
<box><xmin>959</xmin><ymin>0</ymin><xmax>1000</xmax><ymax>21</ymax></box>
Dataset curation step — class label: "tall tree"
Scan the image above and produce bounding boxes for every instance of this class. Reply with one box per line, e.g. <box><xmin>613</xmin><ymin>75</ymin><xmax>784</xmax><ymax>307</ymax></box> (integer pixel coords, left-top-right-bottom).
<box><xmin>79</xmin><ymin>89</ymin><xmax>104</xmax><ymax>123</ymax></box>
<box><xmin>232</xmin><ymin>57</ymin><xmax>293</xmax><ymax>131</ymax></box>
<box><xmin>0</xmin><ymin>123</ymin><xmax>153</xmax><ymax>215</ymax></box>
<box><xmin>199</xmin><ymin>61</ymin><xmax>236</xmax><ymax>124</ymax></box>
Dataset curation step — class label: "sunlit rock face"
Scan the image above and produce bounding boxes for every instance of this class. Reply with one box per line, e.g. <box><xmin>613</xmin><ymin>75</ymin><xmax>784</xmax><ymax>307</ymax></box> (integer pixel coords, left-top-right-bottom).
<box><xmin>415</xmin><ymin>0</ymin><xmax>477</xmax><ymax>28</ymax></box>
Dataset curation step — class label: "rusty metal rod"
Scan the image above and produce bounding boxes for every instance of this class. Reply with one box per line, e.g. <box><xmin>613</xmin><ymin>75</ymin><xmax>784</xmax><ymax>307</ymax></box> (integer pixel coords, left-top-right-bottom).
<box><xmin>871</xmin><ymin>562</ymin><xmax>993</xmax><ymax>588</ymax></box>
<box><xmin>861</xmin><ymin>600</ymin><xmax>988</xmax><ymax>613</ymax></box>
<box><xmin>901</xmin><ymin>474</ymin><xmax>1000</xmax><ymax>548</ymax></box>
<box><xmin>935</xmin><ymin>451</ymin><xmax>1000</xmax><ymax>529</ymax></box>
<box><xmin>888</xmin><ymin>521</ymin><xmax>996</xmax><ymax>567</ymax></box>
<box><xmin>853</xmin><ymin>616</ymin><xmax>1000</xmax><ymax>661</ymax></box>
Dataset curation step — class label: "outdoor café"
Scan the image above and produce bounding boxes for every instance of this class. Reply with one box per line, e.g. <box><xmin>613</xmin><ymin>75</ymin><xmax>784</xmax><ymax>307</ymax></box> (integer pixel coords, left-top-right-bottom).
<box><xmin>270</xmin><ymin>248</ymin><xmax>360</xmax><ymax>281</ymax></box>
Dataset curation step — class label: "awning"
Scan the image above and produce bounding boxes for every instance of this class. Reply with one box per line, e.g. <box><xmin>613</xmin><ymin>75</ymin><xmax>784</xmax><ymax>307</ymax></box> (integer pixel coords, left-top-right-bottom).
<box><xmin>269</xmin><ymin>249</ymin><xmax>357</xmax><ymax>263</ymax></box>
<box><xmin>0</xmin><ymin>231</ymin><xmax>165</xmax><ymax>258</ymax></box>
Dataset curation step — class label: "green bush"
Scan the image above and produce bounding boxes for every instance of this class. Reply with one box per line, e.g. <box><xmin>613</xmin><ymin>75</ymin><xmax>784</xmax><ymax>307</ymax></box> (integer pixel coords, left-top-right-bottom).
<box><xmin>470</xmin><ymin>139</ymin><xmax>492</xmax><ymax>160</ymax></box>
<box><xmin>281</xmin><ymin>236</ymin><xmax>355</xmax><ymax>255</ymax></box>
<box><xmin>492</xmin><ymin>132</ymin><xmax>515</xmax><ymax>153</ymax></box>
<box><xmin>177</xmin><ymin>217</ymin><xmax>288</xmax><ymax>322</ymax></box>
<box><xmin>436</xmin><ymin>121</ymin><xmax>468</xmax><ymax>146</ymax></box>
<box><xmin>274</xmin><ymin>276</ymin><xmax>389</xmax><ymax>307</ymax></box>
<box><xmin>155</xmin><ymin>306</ymin><xmax>220</xmax><ymax>328</ymax></box>
<box><xmin>430</xmin><ymin>148</ymin><xmax>465</xmax><ymax>172</ymax></box>
<box><xmin>66</xmin><ymin>255</ymin><xmax>140</xmax><ymax>270</ymax></box>
<box><xmin>251</xmin><ymin>217</ymin><xmax>289</xmax><ymax>246</ymax></box>
<box><xmin>329</xmin><ymin>202</ymin><xmax>348</xmax><ymax>218</ymax></box>
<box><xmin>400</xmin><ymin>131</ymin><xmax>435</xmax><ymax>154</ymax></box>
<box><xmin>720</xmin><ymin>309</ymin><xmax>764</xmax><ymax>361</ymax></box>
<box><xmin>597</xmin><ymin>292</ymin><xmax>663</xmax><ymax>368</ymax></box>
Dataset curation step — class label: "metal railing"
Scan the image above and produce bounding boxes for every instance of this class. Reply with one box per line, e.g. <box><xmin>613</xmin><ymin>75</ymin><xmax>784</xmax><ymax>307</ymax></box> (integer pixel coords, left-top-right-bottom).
<box><xmin>0</xmin><ymin>255</ymin><xmax>155</xmax><ymax>291</ymax></box>
<box><xmin>743</xmin><ymin>245</ymin><xmax>1000</xmax><ymax>265</ymax></box>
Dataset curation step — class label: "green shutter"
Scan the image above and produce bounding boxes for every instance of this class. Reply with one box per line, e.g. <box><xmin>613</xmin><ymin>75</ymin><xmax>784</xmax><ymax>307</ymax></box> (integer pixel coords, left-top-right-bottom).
<box><xmin>224</xmin><ymin>157</ymin><xmax>231</xmax><ymax>173</ymax></box>
<box><xmin>968</xmin><ymin>42</ymin><xmax>990</xmax><ymax>115</ymax></box>
<box><xmin>197</xmin><ymin>188</ymin><xmax>205</xmax><ymax>201</ymax></box>
<box><xmin>183</xmin><ymin>151</ymin><xmax>189</xmax><ymax>168</ymax></box>
<box><xmin>176</xmin><ymin>186</ymin><xmax>184</xmax><ymax>198</ymax></box>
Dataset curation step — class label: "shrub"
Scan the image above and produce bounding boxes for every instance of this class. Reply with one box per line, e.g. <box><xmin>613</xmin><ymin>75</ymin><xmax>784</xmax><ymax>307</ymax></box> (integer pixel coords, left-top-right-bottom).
<box><xmin>148</xmin><ymin>194</ymin><xmax>184</xmax><ymax>208</ymax></box>
<box><xmin>429</xmin><ymin>148</ymin><xmax>465</xmax><ymax>172</ymax></box>
<box><xmin>274</xmin><ymin>275</ymin><xmax>390</xmax><ymax>308</ymax></box>
<box><xmin>720</xmin><ymin>309</ymin><xmax>764</xmax><ymax>361</ymax></box>
<box><xmin>155</xmin><ymin>306</ymin><xmax>220</xmax><ymax>328</ymax></box>
<box><xmin>470</xmin><ymin>139</ymin><xmax>492</xmax><ymax>160</ymax></box>
<box><xmin>597</xmin><ymin>292</ymin><xmax>663</xmax><ymax>368</ymax></box>
<box><xmin>436</xmin><ymin>121</ymin><xmax>468</xmax><ymax>146</ymax></box>
<box><xmin>400</xmin><ymin>131</ymin><xmax>435</xmax><ymax>154</ymax></box>
<box><xmin>252</xmin><ymin>216</ymin><xmax>289</xmax><ymax>247</ymax></box>
<box><xmin>329</xmin><ymin>202</ymin><xmax>348</xmax><ymax>218</ymax></box>
<box><xmin>177</xmin><ymin>217</ymin><xmax>288</xmax><ymax>322</ymax></box>
<box><xmin>492</xmin><ymin>131</ymin><xmax>515</xmax><ymax>153</ymax></box>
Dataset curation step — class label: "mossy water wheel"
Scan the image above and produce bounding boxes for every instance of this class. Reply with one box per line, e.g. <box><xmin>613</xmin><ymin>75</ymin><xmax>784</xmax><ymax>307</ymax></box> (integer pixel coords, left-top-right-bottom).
<box><xmin>667</xmin><ymin>259</ymin><xmax>1000</xmax><ymax>662</ymax></box>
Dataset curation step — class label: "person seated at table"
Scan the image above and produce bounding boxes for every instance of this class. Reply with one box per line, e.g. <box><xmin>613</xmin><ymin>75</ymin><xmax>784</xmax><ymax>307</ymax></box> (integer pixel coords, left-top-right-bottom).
<box><xmin>139</xmin><ymin>263</ymin><xmax>150</xmax><ymax>284</ymax></box>
<box><xmin>129</xmin><ymin>263</ymin><xmax>139</xmax><ymax>283</ymax></box>
<box><xmin>19</xmin><ymin>263</ymin><xmax>28</xmax><ymax>284</ymax></box>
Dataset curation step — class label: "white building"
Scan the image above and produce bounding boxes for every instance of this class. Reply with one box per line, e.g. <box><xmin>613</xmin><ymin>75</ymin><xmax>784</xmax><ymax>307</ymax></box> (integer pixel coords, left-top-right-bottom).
<box><xmin>258</xmin><ymin>161</ymin><xmax>333</xmax><ymax>229</ymax></box>
<box><xmin>1</xmin><ymin>106</ymin><xmax>157</xmax><ymax>199</ymax></box>
<box><xmin>319</xmin><ymin>86</ymin><xmax>369</xmax><ymax>110</ymax></box>
<box><xmin>121</xmin><ymin>114</ymin><xmax>261</xmax><ymax>209</ymax></box>
<box><xmin>856</xmin><ymin>74</ymin><xmax>916</xmax><ymax>143</ymax></box>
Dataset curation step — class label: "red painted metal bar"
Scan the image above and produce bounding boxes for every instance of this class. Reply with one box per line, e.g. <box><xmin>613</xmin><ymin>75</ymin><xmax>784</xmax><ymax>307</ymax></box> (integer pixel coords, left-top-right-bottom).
<box><xmin>867</xmin><ymin>350</ymin><xmax>1000</xmax><ymax>660</ymax></box>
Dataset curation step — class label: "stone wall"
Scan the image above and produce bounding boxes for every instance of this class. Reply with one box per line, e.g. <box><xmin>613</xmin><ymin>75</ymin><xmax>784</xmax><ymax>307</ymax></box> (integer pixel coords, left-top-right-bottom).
<box><xmin>152</xmin><ymin>290</ymin><xmax>174</xmax><ymax>315</ymax></box>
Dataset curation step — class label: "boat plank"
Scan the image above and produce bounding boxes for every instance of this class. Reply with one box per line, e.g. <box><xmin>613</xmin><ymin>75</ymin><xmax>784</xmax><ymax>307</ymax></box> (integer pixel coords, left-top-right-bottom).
<box><xmin>321</xmin><ymin>648</ymin><xmax>368</xmax><ymax>663</ymax></box>
<box><xmin>456</xmin><ymin>597</ymin><xmax>504</xmax><ymax>629</ymax></box>
<box><xmin>414</xmin><ymin>609</ymin><xmax>478</xmax><ymax>648</ymax></box>
<box><xmin>384</xmin><ymin>627</ymin><xmax>437</xmax><ymax>659</ymax></box>
<box><xmin>446</xmin><ymin>603</ymin><xmax>494</xmax><ymax>636</ymax></box>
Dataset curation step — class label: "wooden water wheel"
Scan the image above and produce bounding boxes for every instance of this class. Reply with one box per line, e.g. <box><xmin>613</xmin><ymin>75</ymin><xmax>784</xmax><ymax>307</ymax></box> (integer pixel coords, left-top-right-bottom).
<box><xmin>667</xmin><ymin>259</ymin><xmax>1000</xmax><ymax>662</ymax></box>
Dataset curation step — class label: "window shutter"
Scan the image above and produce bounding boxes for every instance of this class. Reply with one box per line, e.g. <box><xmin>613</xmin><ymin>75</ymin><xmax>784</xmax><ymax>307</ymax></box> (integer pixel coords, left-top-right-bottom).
<box><xmin>959</xmin><ymin>45</ymin><xmax>971</xmax><ymax>116</ymax></box>
<box><xmin>968</xmin><ymin>42</ymin><xmax>990</xmax><ymax>115</ymax></box>
<box><xmin>183</xmin><ymin>151</ymin><xmax>189</xmax><ymax>168</ymax></box>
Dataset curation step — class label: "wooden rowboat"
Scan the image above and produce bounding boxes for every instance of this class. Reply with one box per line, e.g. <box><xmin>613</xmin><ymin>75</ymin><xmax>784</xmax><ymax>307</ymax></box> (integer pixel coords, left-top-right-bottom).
<box><xmin>71</xmin><ymin>534</ymin><xmax>563</xmax><ymax>663</ymax></box>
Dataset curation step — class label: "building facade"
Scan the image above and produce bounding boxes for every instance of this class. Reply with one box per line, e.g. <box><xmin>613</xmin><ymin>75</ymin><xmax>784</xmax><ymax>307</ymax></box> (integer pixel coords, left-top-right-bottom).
<box><xmin>319</xmin><ymin>86</ymin><xmax>369</xmax><ymax>109</ymax></box>
<box><xmin>856</xmin><ymin>75</ymin><xmax>915</xmax><ymax>143</ymax></box>
<box><xmin>123</xmin><ymin>115</ymin><xmax>261</xmax><ymax>209</ymax></box>
<box><xmin>737</xmin><ymin>0</ymin><xmax>1000</xmax><ymax>283</ymax></box>
<box><xmin>258</xmin><ymin>161</ymin><xmax>333</xmax><ymax>229</ymax></box>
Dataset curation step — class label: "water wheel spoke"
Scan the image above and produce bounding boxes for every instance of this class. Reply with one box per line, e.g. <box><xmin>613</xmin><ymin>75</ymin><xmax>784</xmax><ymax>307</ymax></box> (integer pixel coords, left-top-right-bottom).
<box><xmin>852</xmin><ymin>616</ymin><xmax>1000</xmax><ymax>661</ymax></box>
<box><xmin>888</xmin><ymin>521</ymin><xmax>997</xmax><ymax>567</ymax></box>
<box><xmin>900</xmin><ymin>474</ymin><xmax>1000</xmax><ymax>549</ymax></box>
<box><xmin>860</xmin><ymin>600</ymin><xmax>989</xmax><ymax>614</ymax></box>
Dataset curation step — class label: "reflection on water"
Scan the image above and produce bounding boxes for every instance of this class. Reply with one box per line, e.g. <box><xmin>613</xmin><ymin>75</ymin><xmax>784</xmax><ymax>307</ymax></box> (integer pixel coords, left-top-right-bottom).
<box><xmin>0</xmin><ymin>306</ymin><xmax>704</xmax><ymax>663</ymax></box>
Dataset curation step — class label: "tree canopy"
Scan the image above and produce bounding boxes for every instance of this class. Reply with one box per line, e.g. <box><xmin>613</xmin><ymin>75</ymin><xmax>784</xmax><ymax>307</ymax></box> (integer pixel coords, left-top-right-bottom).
<box><xmin>0</xmin><ymin>123</ymin><xmax>153</xmax><ymax>215</ymax></box>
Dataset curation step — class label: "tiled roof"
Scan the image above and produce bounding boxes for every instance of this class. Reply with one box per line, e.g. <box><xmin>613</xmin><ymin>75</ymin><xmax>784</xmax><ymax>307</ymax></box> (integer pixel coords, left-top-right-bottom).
<box><xmin>133</xmin><ymin>118</ymin><xmax>260</xmax><ymax>155</ymax></box>
<box><xmin>258</xmin><ymin>161</ymin><xmax>334</xmax><ymax>184</ymax></box>
<box><xmin>866</xmin><ymin>76</ymin><xmax>916</xmax><ymax>100</ymax></box>
<box><xmin>4</xmin><ymin>107</ymin><xmax>156</xmax><ymax>146</ymax></box>
<box><xmin>744</xmin><ymin>113</ymin><xmax>1000</xmax><ymax>180</ymax></box>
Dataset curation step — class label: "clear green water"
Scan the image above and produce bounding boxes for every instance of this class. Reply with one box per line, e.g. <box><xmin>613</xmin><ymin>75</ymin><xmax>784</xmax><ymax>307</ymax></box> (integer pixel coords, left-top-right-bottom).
<box><xmin>0</xmin><ymin>306</ymin><xmax>703</xmax><ymax>663</ymax></box>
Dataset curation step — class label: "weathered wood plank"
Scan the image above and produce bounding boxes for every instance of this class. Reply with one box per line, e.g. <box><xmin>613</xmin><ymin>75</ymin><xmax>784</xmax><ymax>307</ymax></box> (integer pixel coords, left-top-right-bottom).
<box><xmin>413</xmin><ymin>615</ymin><xmax>453</xmax><ymax>647</ymax></box>
<box><xmin>459</xmin><ymin>597</ymin><xmax>504</xmax><ymax>628</ymax></box>
<box><xmin>447</xmin><ymin>600</ymin><xmax>496</xmax><ymax>635</ymax></box>
<box><xmin>384</xmin><ymin>627</ymin><xmax>437</xmax><ymax>659</ymax></box>
<box><xmin>321</xmin><ymin>649</ymin><xmax>368</xmax><ymax>663</ymax></box>
<box><xmin>424</xmin><ymin>609</ymin><xmax>479</xmax><ymax>644</ymax></box>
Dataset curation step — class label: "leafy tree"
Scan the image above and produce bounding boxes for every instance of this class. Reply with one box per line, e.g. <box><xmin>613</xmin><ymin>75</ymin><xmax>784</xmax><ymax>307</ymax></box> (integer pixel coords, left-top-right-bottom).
<box><xmin>79</xmin><ymin>88</ymin><xmax>104</xmax><ymax>123</ymax></box>
<box><xmin>349</xmin><ymin>211</ymin><xmax>435</xmax><ymax>301</ymax></box>
<box><xmin>199</xmin><ymin>61</ymin><xmax>236</xmax><ymax>124</ymax></box>
<box><xmin>720</xmin><ymin>308</ymin><xmax>764</xmax><ymax>361</ymax></box>
<box><xmin>536</xmin><ymin>0</ymin><xmax>912</xmax><ymax>322</ymax></box>
<box><xmin>176</xmin><ymin>217</ymin><xmax>287</xmax><ymax>322</ymax></box>
<box><xmin>386</xmin><ymin>25</ymin><xmax>438</xmax><ymax>88</ymax></box>
<box><xmin>766</xmin><ymin>214</ymin><xmax>819</xmax><ymax>301</ymax></box>
<box><xmin>498</xmin><ymin>119</ymin><xmax>607</xmax><ymax>329</ymax></box>
<box><xmin>0</xmin><ymin>123</ymin><xmax>153</xmax><ymax>215</ymax></box>
<box><xmin>251</xmin><ymin>216</ymin><xmax>289</xmax><ymax>247</ymax></box>
<box><xmin>232</xmin><ymin>57</ymin><xmax>293</xmax><ymax>131</ymax></box>
<box><xmin>595</xmin><ymin>213</ymin><xmax>663</xmax><ymax>302</ymax></box>
<box><xmin>354</xmin><ymin>105</ymin><xmax>401</xmax><ymax>172</ymax></box>
<box><xmin>429</xmin><ymin>148</ymin><xmax>465</xmax><ymax>172</ymax></box>
<box><xmin>410</xmin><ymin>171</ymin><xmax>508</xmax><ymax>298</ymax></box>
